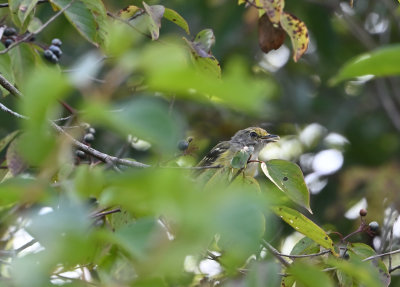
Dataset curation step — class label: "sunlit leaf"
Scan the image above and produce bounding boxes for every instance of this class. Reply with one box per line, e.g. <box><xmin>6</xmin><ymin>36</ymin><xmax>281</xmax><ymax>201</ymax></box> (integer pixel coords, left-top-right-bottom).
<box><xmin>193</xmin><ymin>29</ymin><xmax>215</xmax><ymax>56</ymax></box>
<box><xmin>118</xmin><ymin>5</ymin><xmax>143</xmax><ymax>20</ymax></box>
<box><xmin>331</xmin><ymin>44</ymin><xmax>400</xmax><ymax>84</ymax></box>
<box><xmin>163</xmin><ymin>8</ymin><xmax>190</xmax><ymax>34</ymax></box>
<box><xmin>280</xmin><ymin>12</ymin><xmax>309</xmax><ymax>62</ymax></box>
<box><xmin>143</xmin><ymin>2</ymin><xmax>165</xmax><ymax>40</ymax></box>
<box><xmin>261</xmin><ymin>160</ymin><xmax>311</xmax><ymax>213</ymax></box>
<box><xmin>261</xmin><ymin>0</ymin><xmax>284</xmax><ymax>24</ymax></box>
<box><xmin>289</xmin><ymin>262</ymin><xmax>334</xmax><ymax>287</ymax></box>
<box><xmin>271</xmin><ymin>206</ymin><xmax>336</xmax><ymax>254</ymax></box>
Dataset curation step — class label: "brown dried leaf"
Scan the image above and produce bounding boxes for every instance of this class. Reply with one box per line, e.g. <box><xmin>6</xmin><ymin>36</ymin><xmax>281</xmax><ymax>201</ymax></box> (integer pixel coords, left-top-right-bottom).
<box><xmin>258</xmin><ymin>13</ymin><xmax>285</xmax><ymax>53</ymax></box>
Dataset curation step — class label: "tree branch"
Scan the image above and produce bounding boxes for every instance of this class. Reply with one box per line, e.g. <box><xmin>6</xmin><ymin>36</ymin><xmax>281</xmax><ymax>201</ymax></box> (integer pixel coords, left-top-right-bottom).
<box><xmin>0</xmin><ymin>0</ymin><xmax>74</xmax><ymax>55</ymax></box>
<box><xmin>0</xmin><ymin>74</ymin><xmax>23</xmax><ymax>98</ymax></box>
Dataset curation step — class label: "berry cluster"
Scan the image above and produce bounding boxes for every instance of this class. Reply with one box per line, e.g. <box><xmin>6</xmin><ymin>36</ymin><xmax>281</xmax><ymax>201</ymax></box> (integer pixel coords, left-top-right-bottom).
<box><xmin>43</xmin><ymin>38</ymin><xmax>63</xmax><ymax>64</ymax></box>
<box><xmin>75</xmin><ymin>125</ymin><xmax>96</xmax><ymax>160</ymax></box>
<box><xmin>1</xmin><ymin>26</ymin><xmax>17</xmax><ymax>48</ymax></box>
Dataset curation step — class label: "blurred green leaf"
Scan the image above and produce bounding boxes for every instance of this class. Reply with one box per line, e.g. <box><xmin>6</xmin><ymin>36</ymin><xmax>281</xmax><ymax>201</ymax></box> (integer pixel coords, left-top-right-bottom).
<box><xmin>139</xmin><ymin>43</ymin><xmax>275</xmax><ymax>112</ymax></box>
<box><xmin>271</xmin><ymin>206</ymin><xmax>336</xmax><ymax>254</ymax></box>
<box><xmin>50</xmin><ymin>0</ymin><xmax>97</xmax><ymax>45</ymax></box>
<box><xmin>18</xmin><ymin>66</ymin><xmax>70</xmax><ymax>165</ymax></box>
<box><xmin>215</xmin><ymin>192</ymin><xmax>266</xmax><ymax>270</ymax></box>
<box><xmin>289</xmin><ymin>262</ymin><xmax>334</xmax><ymax>287</ymax></box>
<box><xmin>163</xmin><ymin>8</ymin><xmax>190</xmax><ymax>34</ymax></box>
<box><xmin>261</xmin><ymin>160</ymin><xmax>311</xmax><ymax>213</ymax></box>
<box><xmin>74</xmin><ymin>165</ymin><xmax>105</xmax><ymax>198</ymax></box>
<box><xmin>331</xmin><ymin>44</ymin><xmax>400</xmax><ymax>84</ymax></box>
<box><xmin>83</xmin><ymin>97</ymin><xmax>183</xmax><ymax>153</ymax></box>
<box><xmin>327</xmin><ymin>257</ymin><xmax>385</xmax><ymax>287</ymax></box>
<box><xmin>112</xmin><ymin>217</ymin><xmax>168</xmax><ymax>260</ymax></box>
<box><xmin>245</xmin><ymin>260</ymin><xmax>281</xmax><ymax>287</ymax></box>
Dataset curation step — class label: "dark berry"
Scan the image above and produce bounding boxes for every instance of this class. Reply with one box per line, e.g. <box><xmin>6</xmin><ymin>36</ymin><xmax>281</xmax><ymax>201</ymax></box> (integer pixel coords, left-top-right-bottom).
<box><xmin>76</xmin><ymin>150</ymin><xmax>86</xmax><ymax>159</ymax></box>
<box><xmin>49</xmin><ymin>45</ymin><xmax>62</xmax><ymax>58</ymax></box>
<box><xmin>359</xmin><ymin>209</ymin><xmax>367</xmax><ymax>217</ymax></box>
<box><xmin>51</xmin><ymin>38</ymin><xmax>62</xmax><ymax>46</ymax></box>
<box><xmin>178</xmin><ymin>140</ymin><xmax>189</xmax><ymax>151</ymax></box>
<box><xmin>88</xmin><ymin>127</ymin><xmax>96</xmax><ymax>134</ymax></box>
<box><xmin>84</xmin><ymin>133</ymin><xmax>95</xmax><ymax>143</ymax></box>
<box><xmin>4</xmin><ymin>39</ymin><xmax>13</xmax><ymax>48</ymax></box>
<box><xmin>44</xmin><ymin>49</ymin><xmax>54</xmax><ymax>60</ymax></box>
<box><xmin>4</xmin><ymin>27</ymin><xmax>17</xmax><ymax>37</ymax></box>
<box><xmin>343</xmin><ymin>253</ymin><xmax>350</xmax><ymax>260</ymax></box>
<box><xmin>51</xmin><ymin>54</ymin><xmax>59</xmax><ymax>63</ymax></box>
<box><xmin>369</xmin><ymin>221</ymin><xmax>379</xmax><ymax>233</ymax></box>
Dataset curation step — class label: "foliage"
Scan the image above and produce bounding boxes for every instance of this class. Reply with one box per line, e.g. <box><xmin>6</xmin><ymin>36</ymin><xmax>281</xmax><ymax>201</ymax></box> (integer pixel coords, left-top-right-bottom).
<box><xmin>0</xmin><ymin>0</ymin><xmax>399</xmax><ymax>286</ymax></box>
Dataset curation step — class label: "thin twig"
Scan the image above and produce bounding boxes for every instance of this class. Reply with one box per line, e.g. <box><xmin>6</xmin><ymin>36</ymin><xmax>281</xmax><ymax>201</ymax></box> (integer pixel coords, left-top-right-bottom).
<box><xmin>362</xmin><ymin>248</ymin><xmax>400</xmax><ymax>262</ymax></box>
<box><xmin>0</xmin><ymin>74</ymin><xmax>23</xmax><ymax>98</ymax></box>
<box><xmin>0</xmin><ymin>102</ymin><xmax>27</xmax><ymax>119</ymax></box>
<box><xmin>91</xmin><ymin>208</ymin><xmax>121</xmax><ymax>218</ymax></box>
<box><xmin>16</xmin><ymin>239</ymin><xmax>38</xmax><ymax>253</ymax></box>
<box><xmin>0</xmin><ymin>0</ymin><xmax>48</xmax><ymax>8</ymax></box>
<box><xmin>0</xmin><ymin>0</ymin><xmax>74</xmax><ymax>55</ymax></box>
<box><xmin>261</xmin><ymin>240</ymin><xmax>290</xmax><ymax>267</ymax></box>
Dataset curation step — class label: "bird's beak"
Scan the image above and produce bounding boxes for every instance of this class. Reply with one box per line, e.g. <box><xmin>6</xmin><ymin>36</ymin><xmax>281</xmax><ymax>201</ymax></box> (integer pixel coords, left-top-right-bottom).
<box><xmin>261</xmin><ymin>134</ymin><xmax>280</xmax><ymax>142</ymax></box>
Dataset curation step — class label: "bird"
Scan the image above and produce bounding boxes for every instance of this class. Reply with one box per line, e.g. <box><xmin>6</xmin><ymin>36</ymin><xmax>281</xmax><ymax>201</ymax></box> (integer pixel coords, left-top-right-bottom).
<box><xmin>195</xmin><ymin>127</ymin><xmax>279</xmax><ymax>182</ymax></box>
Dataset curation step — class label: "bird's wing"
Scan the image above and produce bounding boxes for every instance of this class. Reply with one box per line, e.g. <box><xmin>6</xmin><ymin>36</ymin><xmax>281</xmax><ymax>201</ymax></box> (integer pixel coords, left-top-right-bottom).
<box><xmin>196</xmin><ymin>141</ymin><xmax>230</xmax><ymax>168</ymax></box>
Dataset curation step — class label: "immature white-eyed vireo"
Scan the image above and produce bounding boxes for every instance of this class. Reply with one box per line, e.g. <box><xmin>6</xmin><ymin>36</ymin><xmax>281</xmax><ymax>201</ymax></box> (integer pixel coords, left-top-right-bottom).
<box><xmin>195</xmin><ymin>127</ymin><xmax>279</xmax><ymax>180</ymax></box>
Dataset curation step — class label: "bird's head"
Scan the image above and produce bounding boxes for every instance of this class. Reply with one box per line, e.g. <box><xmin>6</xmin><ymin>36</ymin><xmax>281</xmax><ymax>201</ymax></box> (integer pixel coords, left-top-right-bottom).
<box><xmin>231</xmin><ymin>127</ymin><xmax>279</xmax><ymax>151</ymax></box>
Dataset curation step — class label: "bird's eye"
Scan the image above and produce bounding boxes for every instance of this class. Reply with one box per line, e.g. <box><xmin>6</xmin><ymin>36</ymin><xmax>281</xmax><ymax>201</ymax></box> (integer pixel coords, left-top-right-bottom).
<box><xmin>250</xmin><ymin>131</ymin><xmax>258</xmax><ymax>138</ymax></box>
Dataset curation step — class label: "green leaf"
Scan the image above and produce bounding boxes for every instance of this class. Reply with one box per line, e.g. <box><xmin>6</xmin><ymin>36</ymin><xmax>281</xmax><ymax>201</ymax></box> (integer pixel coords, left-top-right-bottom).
<box><xmin>6</xmin><ymin>137</ymin><xmax>27</xmax><ymax>176</ymax></box>
<box><xmin>331</xmin><ymin>44</ymin><xmax>400</xmax><ymax>84</ymax></box>
<box><xmin>0</xmin><ymin>131</ymin><xmax>19</xmax><ymax>153</ymax></box>
<box><xmin>142</xmin><ymin>2</ymin><xmax>165</xmax><ymax>40</ymax></box>
<box><xmin>18</xmin><ymin>0</ymin><xmax>39</xmax><ymax>25</ymax></box>
<box><xmin>230</xmin><ymin>149</ymin><xmax>251</xmax><ymax>169</ymax></box>
<box><xmin>18</xmin><ymin>66</ymin><xmax>70</xmax><ymax>165</ymax></box>
<box><xmin>50</xmin><ymin>0</ymin><xmax>98</xmax><ymax>45</ymax></box>
<box><xmin>271</xmin><ymin>206</ymin><xmax>336</xmax><ymax>254</ymax></box>
<box><xmin>0</xmin><ymin>43</ymin><xmax>14</xmax><ymax>92</ymax></box>
<box><xmin>327</xmin><ymin>257</ymin><xmax>386</xmax><ymax>287</ymax></box>
<box><xmin>163</xmin><ymin>8</ymin><xmax>190</xmax><ymax>34</ymax></box>
<box><xmin>193</xmin><ymin>29</ymin><xmax>215</xmax><ymax>56</ymax></box>
<box><xmin>113</xmin><ymin>218</ymin><xmax>168</xmax><ymax>260</ymax></box>
<box><xmin>82</xmin><ymin>97</ymin><xmax>183</xmax><ymax>153</ymax></box>
<box><xmin>289</xmin><ymin>262</ymin><xmax>334</xmax><ymax>287</ymax></box>
<box><xmin>290</xmin><ymin>236</ymin><xmax>320</xmax><ymax>256</ymax></box>
<box><xmin>81</xmin><ymin>0</ymin><xmax>108</xmax><ymax>46</ymax></box>
<box><xmin>261</xmin><ymin>160</ymin><xmax>311</xmax><ymax>213</ymax></box>
<box><xmin>9</xmin><ymin>43</ymin><xmax>37</xmax><ymax>85</ymax></box>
